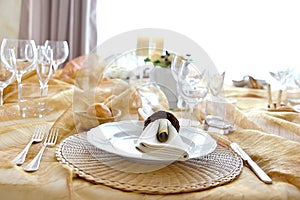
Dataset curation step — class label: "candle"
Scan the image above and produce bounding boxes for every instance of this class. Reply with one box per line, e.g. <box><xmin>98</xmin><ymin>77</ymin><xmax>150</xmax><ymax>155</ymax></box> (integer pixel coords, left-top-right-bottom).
<box><xmin>267</xmin><ymin>84</ymin><xmax>273</xmax><ymax>108</ymax></box>
<box><xmin>152</xmin><ymin>37</ymin><xmax>164</xmax><ymax>54</ymax></box>
<box><xmin>136</xmin><ymin>36</ymin><xmax>149</xmax><ymax>56</ymax></box>
<box><xmin>277</xmin><ymin>89</ymin><xmax>282</xmax><ymax>108</ymax></box>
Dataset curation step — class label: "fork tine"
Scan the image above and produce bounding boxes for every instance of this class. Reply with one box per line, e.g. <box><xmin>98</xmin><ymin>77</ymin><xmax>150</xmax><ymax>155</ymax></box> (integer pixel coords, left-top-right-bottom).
<box><xmin>48</xmin><ymin>129</ymin><xmax>54</xmax><ymax>142</ymax></box>
<box><xmin>32</xmin><ymin>126</ymin><xmax>39</xmax><ymax>137</ymax></box>
<box><xmin>33</xmin><ymin>125</ymin><xmax>46</xmax><ymax>139</ymax></box>
<box><xmin>52</xmin><ymin>129</ymin><xmax>58</xmax><ymax>144</ymax></box>
<box><xmin>44</xmin><ymin>128</ymin><xmax>58</xmax><ymax>144</ymax></box>
<box><xmin>52</xmin><ymin>128</ymin><xmax>58</xmax><ymax>143</ymax></box>
<box><xmin>37</xmin><ymin>126</ymin><xmax>45</xmax><ymax>138</ymax></box>
<box><xmin>39</xmin><ymin>127</ymin><xmax>46</xmax><ymax>139</ymax></box>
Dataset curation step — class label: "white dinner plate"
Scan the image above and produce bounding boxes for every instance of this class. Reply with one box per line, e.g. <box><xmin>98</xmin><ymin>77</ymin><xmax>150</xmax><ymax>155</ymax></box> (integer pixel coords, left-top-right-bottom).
<box><xmin>86</xmin><ymin>120</ymin><xmax>217</xmax><ymax>163</ymax></box>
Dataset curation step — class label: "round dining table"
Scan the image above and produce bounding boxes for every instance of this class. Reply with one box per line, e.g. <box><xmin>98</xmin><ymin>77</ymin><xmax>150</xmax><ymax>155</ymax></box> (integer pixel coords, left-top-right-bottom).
<box><xmin>0</xmin><ymin>58</ymin><xmax>300</xmax><ymax>200</ymax></box>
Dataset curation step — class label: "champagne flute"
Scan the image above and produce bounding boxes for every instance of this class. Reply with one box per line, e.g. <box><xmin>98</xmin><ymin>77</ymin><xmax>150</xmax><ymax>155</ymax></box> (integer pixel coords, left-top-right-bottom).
<box><xmin>44</xmin><ymin>40</ymin><xmax>69</xmax><ymax>74</ymax></box>
<box><xmin>36</xmin><ymin>45</ymin><xmax>53</xmax><ymax>97</ymax></box>
<box><xmin>177</xmin><ymin>59</ymin><xmax>208</xmax><ymax>126</ymax></box>
<box><xmin>0</xmin><ymin>39</ymin><xmax>37</xmax><ymax>103</ymax></box>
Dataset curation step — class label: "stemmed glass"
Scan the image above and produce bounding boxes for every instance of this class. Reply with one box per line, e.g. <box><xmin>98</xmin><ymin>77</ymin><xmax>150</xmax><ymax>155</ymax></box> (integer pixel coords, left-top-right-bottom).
<box><xmin>0</xmin><ymin>56</ymin><xmax>15</xmax><ymax>107</ymax></box>
<box><xmin>44</xmin><ymin>40</ymin><xmax>69</xmax><ymax>74</ymax></box>
<box><xmin>36</xmin><ymin>45</ymin><xmax>53</xmax><ymax>97</ymax></box>
<box><xmin>177</xmin><ymin>59</ymin><xmax>208</xmax><ymax>126</ymax></box>
<box><xmin>269</xmin><ymin>67</ymin><xmax>293</xmax><ymax>90</ymax></box>
<box><xmin>207</xmin><ymin>71</ymin><xmax>225</xmax><ymax>98</ymax></box>
<box><xmin>294</xmin><ymin>67</ymin><xmax>300</xmax><ymax>88</ymax></box>
<box><xmin>0</xmin><ymin>39</ymin><xmax>37</xmax><ymax>103</ymax></box>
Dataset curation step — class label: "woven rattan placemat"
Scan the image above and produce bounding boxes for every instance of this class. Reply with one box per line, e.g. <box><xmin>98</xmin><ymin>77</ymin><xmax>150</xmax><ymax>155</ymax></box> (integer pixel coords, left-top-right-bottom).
<box><xmin>56</xmin><ymin>133</ymin><xmax>243</xmax><ymax>194</ymax></box>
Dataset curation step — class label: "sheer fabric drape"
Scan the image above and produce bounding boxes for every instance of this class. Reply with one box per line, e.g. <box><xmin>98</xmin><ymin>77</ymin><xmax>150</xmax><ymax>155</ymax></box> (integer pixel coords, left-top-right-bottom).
<box><xmin>19</xmin><ymin>0</ymin><xmax>97</xmax><ymax>61</ymax></box>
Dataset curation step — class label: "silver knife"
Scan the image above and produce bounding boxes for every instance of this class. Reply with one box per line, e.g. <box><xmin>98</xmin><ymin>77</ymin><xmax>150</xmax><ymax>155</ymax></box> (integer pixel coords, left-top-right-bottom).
<box><xmin>230</xmin><ymin>142</ymin><xmax>272</xmax><ymax>184</ymax></box>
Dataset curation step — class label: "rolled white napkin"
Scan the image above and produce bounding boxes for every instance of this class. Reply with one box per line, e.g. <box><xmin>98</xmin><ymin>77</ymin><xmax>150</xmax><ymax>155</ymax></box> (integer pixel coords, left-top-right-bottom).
<box><xmin>136</xmin><ymin>119</ymin><xmax>189</xmax><ymax>161</ymax></box>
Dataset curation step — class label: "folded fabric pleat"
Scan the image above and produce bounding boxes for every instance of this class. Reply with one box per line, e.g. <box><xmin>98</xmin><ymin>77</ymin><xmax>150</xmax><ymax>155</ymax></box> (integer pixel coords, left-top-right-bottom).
<box><xmin>136</xmin><ymin>119</ymin><xmax>189</xmax><ymax>161</ymax></box>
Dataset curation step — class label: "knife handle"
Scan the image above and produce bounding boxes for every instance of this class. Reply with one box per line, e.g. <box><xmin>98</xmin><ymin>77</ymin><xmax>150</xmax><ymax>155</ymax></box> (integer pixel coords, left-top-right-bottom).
<box><xmin>247</xmin><ymin>159</ymin><xmax>272</xmax><ymax>184</ymax></box>
<box><xmin>230</xmin><ymin>143</ymin><xmax>272</xmax><ymax>184</ymax></box>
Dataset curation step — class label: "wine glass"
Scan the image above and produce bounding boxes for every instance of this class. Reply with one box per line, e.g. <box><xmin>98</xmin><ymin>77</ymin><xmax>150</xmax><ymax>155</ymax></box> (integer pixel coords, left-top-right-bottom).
<box><xmin>0</xmin><ymin>57</ymin><xmax>15</xmax><ymax>106</ymax></box>
<box><xmin>0</xmin><ymin>39</ymin><xmax>37</xmax><ymax>103</ymax></box>
<box><xmin>207</xmin><ymin>71</ymin><xmax>225</xmax><ymax>98</ymax></box>
<box><xmin>269</xmin><ymin>67</ymin><xmax>293</xmax><ymax>90</ymax></box>
<box><xmin>44</xmin><ymin>40</ymin><xmax>69</xmax><ymax>73</ymax></box>
<box><xmin>36</xmin><ymin>45</ymin><xmax>53</xmax><ymax>97</ymax></box>
<box><xmin>294</xmin><ymin>67</ymin><xmax>300</xmax><ymax>88</ymax></box>
<box><xmin>177</xmin><ymin>59</ymin><xmax>208</xmax><ymax>126</ymax></box>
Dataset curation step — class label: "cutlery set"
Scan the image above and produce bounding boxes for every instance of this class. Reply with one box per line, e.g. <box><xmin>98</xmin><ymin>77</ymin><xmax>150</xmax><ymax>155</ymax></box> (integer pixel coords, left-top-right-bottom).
<box><xmin>12</xmin><ymin>125</ymin><xmax>58</xmax><ymax>172</ymax></box>
<box><xmin>14</xmin><ymin>114</ymin><xmax>272</xmax><ymax>185</ymax></box>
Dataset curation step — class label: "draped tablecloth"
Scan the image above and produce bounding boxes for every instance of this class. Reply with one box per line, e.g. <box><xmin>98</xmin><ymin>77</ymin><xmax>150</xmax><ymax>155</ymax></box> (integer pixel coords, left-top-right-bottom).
<box><xmin>0</xmin><ymin>67</ymin><xmax>300</xmax><ymax>200</ymax></box>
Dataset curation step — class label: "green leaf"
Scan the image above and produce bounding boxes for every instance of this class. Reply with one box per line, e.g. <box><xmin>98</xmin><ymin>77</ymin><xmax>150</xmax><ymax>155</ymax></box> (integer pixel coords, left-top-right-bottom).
<box><xmin>144</xmin><ymin>57</ymin><xmax>151</xmax><ymax>62</ymax></box>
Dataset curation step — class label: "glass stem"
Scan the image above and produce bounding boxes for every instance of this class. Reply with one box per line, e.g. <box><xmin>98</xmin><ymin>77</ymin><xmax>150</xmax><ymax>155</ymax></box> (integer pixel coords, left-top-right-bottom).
<box><xmin>52</xmin><ymin>64</ymin><xmax>58</xmax><ymax>76</ymax></box>
<box><xmin>40</xmin><ymin>86</ymin><xmax>44</xmax><ymax>97</ymax></box>
<box><xmin>16</xmin><ymin>75</ymin><xmax>22</xmax><ymax>103</ymax></box>
<box><xmin>0</xmin><ymin>88</ymin><xmax>4</xmax><ymax>106</ymax></box>
<box><xmin>40</xmin><ymin>85</ymin><xmax>48</xmax><ymax>97</ymax></box>
<box><xmin>188</xmin><ymin>104</ymin><xmax>194</xmax><ymax>127</ymax></box>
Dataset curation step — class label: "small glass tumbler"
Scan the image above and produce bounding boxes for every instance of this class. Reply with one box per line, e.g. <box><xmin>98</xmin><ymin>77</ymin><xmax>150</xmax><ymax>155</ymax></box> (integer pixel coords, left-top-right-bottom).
<box><xmin>203</xmin><ymin>97</ymin><xmax>236</xmax><ymax>134</ymax></box>
<box><xmin>19</xmin><ymin>83</ymin><xmax>48</xmax><ymax>118</ymax></box>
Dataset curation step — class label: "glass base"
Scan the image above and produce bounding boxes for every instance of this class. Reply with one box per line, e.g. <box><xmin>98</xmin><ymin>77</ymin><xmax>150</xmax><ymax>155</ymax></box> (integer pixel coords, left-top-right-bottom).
<box><xmin>20</xmin><ymin>104</ymin><xmax>54</xmax><ymax>118</ymax></box>
<box><xmin>0</xmin><ymin>106</ymin><xmax>18</xmax><ymax>118</ymax></box>
<box><xmin>203</xmin><ymin>118</ymin><xmax>234</xmax><ymax>134</ymax></box>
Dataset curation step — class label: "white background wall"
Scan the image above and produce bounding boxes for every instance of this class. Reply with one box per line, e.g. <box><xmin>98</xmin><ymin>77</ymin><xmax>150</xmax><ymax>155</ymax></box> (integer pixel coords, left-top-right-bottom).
<box><xmin>97</xmin><ymin>0</ymin><xmax>300</xmax><ymax>84</ymax></box>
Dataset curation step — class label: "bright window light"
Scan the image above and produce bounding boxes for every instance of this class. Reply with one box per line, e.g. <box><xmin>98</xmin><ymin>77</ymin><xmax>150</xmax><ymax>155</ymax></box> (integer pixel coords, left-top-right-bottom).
<box><xmin>97</xmin><ymin>0</ymin><xmax>300</xmax><ymax>84</ymax></box>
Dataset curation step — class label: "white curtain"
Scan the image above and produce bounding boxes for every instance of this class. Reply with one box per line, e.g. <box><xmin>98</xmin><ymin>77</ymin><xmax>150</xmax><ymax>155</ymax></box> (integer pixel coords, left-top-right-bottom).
<box><xmin>19</xmin><ymin>0</ymin><xmax>98</xmax><ymax>61</ymax></box>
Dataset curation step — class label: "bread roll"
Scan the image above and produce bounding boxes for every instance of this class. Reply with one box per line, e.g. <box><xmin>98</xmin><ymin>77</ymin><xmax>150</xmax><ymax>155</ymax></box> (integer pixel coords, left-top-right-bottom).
<box><xmin>86</xmin><ymin>103</ymin><xmax>112</xmax><ymax>118</ymax></box>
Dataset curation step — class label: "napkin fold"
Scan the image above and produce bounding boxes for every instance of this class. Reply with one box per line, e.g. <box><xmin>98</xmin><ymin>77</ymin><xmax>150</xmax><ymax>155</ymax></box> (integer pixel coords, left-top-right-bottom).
<box><xmin>136</xmin><ymin>119</ymin><xmax>189</xmax><ymax>161</ymax></box>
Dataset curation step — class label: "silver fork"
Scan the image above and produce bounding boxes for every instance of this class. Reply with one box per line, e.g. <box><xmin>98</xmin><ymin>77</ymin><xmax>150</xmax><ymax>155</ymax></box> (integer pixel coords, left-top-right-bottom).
<box><xmin>12</xmin><ymin>125</ymin><xmax>46</xmax><ymax>165</ymax></box>
<box><xmin>23</xmin><ymin>128</ymin><xmax>58</xmax><ymax>172</ymax></box>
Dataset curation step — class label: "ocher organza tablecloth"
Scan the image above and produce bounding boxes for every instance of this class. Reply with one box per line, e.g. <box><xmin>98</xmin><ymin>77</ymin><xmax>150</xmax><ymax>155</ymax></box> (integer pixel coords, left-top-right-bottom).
<box><xmin>0</xmin><ymin>70</ymin><xmax>300</xmax><ymax>200</ymax></box>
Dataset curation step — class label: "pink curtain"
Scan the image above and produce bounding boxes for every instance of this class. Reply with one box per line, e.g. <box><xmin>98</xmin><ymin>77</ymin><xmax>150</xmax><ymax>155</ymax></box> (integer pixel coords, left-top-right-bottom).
<box><xmin>19</xmin><ymin>0</ymin><xmax>97</xmax><ymax>61</ymax></box>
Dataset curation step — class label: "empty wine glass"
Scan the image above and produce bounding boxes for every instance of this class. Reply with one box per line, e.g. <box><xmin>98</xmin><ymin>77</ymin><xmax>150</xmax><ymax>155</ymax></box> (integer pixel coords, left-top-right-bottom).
<box><xmin>269</xmin><ymin>67</ymin><xmax>293</xmax><ymax>90</ymax></box>
<box><xmin>177</xmin><ymin>59</ymin><xmax>208</xmax><ymax>126</ymax></box>
<box><xmin>207</xmin><ymin>71</ymin><xmax>225</xmax><ymax>97</ymax></box>
<box><xmin>0</xmin><ymin>57</ymin><xmax>15</xmax><ymax>106</ymax></box>
<box><xmin>44</xmin><ymin>40</ymin><xmax>69</xmax><ymax>74</ymax></box>
<box><xmin>0</xmin><ymin>39</ymin><xmax>37</xmax><ymax>103</ymax></box>
<box><xmin>36</xmin><ymin>45</ymin><xmax>53</xmax><ymax>97</ymax></box>
<box><xmin>294</xmin><ymin>67</ymin><xmax>300</xmax><ymax>88</ymax></box>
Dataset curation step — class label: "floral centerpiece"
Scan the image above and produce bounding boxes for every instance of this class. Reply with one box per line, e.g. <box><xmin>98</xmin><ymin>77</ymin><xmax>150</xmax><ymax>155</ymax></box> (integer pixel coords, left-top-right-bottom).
<box><xmin>144</xmin><ymin>51</ymin><xmax>173</xmax><ymax>68</ymax></box>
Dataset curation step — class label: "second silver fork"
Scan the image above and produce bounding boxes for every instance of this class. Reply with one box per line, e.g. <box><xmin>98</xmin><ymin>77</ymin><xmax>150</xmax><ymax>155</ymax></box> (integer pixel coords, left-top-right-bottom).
<box><xmin>12</xmin><ymin>125</ymin><xmax>46</xmax><ymax>165</ymax></box>
<box><xmin>23</xmin><ymin>128</ymin><xmax>58</xmax><ymax>172</ymax></box>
